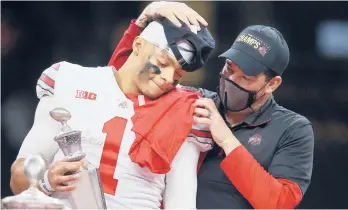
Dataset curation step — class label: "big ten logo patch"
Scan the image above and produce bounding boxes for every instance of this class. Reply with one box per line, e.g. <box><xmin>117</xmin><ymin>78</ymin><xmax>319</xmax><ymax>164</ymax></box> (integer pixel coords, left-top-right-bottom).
<box><xmin>235</xmin><ymin>34</ymin><xmax>271</xmax><ymax>57</ymax></box>
<box><xmin>76</xmin><ymin>90</ymin><xmax>97</xmax><ymax>101</ymax></box>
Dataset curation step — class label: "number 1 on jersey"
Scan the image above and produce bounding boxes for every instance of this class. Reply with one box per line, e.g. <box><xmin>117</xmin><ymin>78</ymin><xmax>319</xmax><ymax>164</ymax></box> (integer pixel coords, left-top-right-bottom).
<box><xmin>99</xmin><ymin>116</ymin><xmax>127</xmax><ymax>195</ymax></box>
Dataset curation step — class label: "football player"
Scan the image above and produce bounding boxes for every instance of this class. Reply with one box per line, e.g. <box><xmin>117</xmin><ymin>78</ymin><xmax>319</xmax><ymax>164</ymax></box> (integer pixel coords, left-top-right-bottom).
<box><xmin>10</xmin><ymin>13</ymin><xmax>215</xmax><ymax>210</ymax></box>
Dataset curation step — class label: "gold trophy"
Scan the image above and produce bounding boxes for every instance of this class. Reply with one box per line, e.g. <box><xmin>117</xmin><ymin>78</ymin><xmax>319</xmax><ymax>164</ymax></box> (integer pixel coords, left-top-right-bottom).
<box><xmin>1</xmin><ymin>155</ymin><xmax>66</xmax><ymax>209</ymax></box>
<box><xmin>49</xmin><ymin>108</ymin><xmax>106</xmax><ymax>209</ymax></box>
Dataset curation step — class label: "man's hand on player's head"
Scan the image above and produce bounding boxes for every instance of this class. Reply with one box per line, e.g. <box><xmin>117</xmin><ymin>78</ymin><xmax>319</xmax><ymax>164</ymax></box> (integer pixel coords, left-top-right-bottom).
<box><xmin>46</xmin><ymin>160</ymin><xmax>84</xmax><ymax>192</ymax></box>
<box><xmin>136</xmin><ymin>1</ymin><xmax>208</xmax><ymax>30</ymax></box>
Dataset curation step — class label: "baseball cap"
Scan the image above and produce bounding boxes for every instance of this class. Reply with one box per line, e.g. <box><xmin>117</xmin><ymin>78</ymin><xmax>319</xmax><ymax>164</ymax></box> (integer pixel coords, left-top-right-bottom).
<box><xmin>219</xmin><ymin>25</ymin><xmax>290</xmax><ymax>76</ymax></box>
<box><xmin>140</xmin><ymin>18</ymin><xmax>215</xmax><ymax>72</ymax></box>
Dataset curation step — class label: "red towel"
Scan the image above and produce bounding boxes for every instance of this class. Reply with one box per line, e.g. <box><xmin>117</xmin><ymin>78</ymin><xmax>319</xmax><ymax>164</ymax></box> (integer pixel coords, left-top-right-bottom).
<box><xmin>128</xmin><ymin>87</ymin><xmax>200</xmax><ymax>174</ymax></box>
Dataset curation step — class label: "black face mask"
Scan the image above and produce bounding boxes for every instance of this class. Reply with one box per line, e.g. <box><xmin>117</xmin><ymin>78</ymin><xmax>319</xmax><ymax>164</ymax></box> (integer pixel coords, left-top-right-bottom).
<box><xmin>161</xmin><ymin>18</ymin><xmax>215</xmax><ymax>72</ymax></box>
<box><xmin>218</xmin><ymin>73</ymin><xmax>267</xmax><ymax>112</ymax></box>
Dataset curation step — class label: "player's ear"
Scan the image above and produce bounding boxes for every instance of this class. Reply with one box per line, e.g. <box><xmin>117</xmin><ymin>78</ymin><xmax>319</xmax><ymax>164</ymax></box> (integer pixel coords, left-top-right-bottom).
<box><xmin>132</xmin><ymin>36</ymin><xmax>144</xmax><ymax>56</ymax></box>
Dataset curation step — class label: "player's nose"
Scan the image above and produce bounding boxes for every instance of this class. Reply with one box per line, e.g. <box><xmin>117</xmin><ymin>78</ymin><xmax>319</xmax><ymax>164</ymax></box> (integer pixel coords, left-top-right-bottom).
<box><xmin>159</xmin><ymin>68</ymin><xmax>175</xmax><ymax>86</ymax></box>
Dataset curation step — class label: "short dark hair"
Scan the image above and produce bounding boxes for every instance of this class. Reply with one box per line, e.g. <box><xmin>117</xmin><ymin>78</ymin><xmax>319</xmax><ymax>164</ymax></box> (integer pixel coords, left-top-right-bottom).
<box><xmin>264</xmin><ymin>68</ymin><xmax>279</xmax><ymax>81</ymax></box>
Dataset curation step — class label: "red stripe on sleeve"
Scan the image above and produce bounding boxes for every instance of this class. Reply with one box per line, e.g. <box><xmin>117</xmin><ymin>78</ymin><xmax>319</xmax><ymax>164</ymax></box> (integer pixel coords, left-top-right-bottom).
<box><xmin>190</xmin><ymin>129</ymin><xmax>212</xmax><ymax>139</ymax></box>
<box><xmin>220</xmin><ymin>146</ymin><xmax>303</xmax><ymax>209</ymax></box>
<box><xmin>39</xmin><ymin>73</ymin><xmax>55</xmax><ymax>89</ymax></box>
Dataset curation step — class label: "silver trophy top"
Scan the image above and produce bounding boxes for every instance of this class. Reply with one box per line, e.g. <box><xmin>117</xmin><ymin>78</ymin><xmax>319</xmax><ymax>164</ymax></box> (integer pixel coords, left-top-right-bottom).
<box><xmin>1</xmin><ymin>155</ymin><xmax>66</xmax><ymax>209</ymax></box>
<box><xmin>23</xmin><ymin>154</ymin><xmax>46</xmax><ymax>185</ymax></box>
<box><xmin>50</xmin><ymin>108</ymin><xmax>72</xmax><ymax>133</ymax></box>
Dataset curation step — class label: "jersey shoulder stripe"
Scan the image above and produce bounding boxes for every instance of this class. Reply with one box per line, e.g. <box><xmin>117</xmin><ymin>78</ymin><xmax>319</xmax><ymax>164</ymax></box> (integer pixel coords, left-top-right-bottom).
<box><xmin>36</xmin><ymin>62</ymin><xmax>64</xmax><ymax>99</ymax></box>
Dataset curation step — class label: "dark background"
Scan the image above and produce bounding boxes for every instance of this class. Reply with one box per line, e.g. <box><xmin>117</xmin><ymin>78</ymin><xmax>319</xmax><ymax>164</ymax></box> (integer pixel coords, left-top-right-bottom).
<box><xmin>1</xmin><ymin>1</ymin><xmax>348</xmax><ymax>208</ymax></box>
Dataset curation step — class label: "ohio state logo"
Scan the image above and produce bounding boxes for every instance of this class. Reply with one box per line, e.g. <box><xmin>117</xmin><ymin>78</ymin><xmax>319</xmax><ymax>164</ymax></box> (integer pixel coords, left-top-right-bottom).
<box><xmin>248</xmin><ymin>134</ymin><xmax>262</xmax><ymax>145</ymax></box>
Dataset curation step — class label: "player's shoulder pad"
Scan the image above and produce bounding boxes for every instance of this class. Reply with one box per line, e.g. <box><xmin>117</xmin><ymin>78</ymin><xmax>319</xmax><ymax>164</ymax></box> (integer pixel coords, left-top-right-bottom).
<box><xmin>36</xmin><ymin>61</ymin><xmax>83</xmax><ymax>99</ymax></box>
<box><xmin>188</xmin><ymin>123</ymin><xmax>214</xmax><ymax>152</ymax></box>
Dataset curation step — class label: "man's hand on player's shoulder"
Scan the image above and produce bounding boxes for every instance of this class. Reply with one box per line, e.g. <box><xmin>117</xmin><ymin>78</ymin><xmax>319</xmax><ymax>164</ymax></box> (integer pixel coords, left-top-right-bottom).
<box><xmin>136</xmin><ymin>1</ymin><xmax>208</xmax><ymax>30</ymax></box>
<box><xmin>193</xmin><ymin>98</ymin><xmax>241</xmax><ymax>154</ymax></box>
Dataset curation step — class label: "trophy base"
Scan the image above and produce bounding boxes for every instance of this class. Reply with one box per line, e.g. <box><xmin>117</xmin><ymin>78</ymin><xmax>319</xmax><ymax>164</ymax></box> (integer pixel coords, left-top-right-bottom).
<box><xmin>1</xmin><ymin>187</ymin><xmax>65</xmax><ymax>209</ymax></box>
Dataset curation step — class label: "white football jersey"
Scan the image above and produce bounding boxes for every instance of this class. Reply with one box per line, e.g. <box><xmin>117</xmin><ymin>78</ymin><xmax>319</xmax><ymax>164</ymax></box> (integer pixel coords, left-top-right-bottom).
<box><xmin>30</xmin><ymin>61</ymin><xmax>213</xmax><ymax>209</ymax></box>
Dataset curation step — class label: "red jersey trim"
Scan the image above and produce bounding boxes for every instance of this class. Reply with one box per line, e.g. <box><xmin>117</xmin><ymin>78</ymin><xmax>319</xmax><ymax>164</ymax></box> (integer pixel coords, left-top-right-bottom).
<box><xmin>39</xmin><ymin>73</ymin><xmax>55</xmax><ymax>89</ymax></box>
<box><xmin>220</xmin><ymin>146</ymin><xmax>303</xmax><ymax>208</ymax></box>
